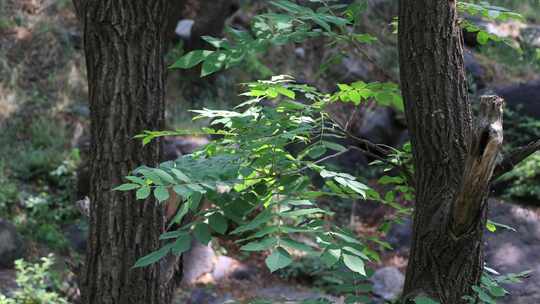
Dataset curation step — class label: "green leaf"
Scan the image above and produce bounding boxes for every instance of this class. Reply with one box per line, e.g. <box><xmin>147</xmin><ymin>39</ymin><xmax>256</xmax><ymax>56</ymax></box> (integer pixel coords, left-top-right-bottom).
<box><xmin>280</xmin><ymin>238</ymin><xmax>316</xmax><ymax>253</ymax></box>
<box><xmin>265</xmin><ymin>247</ymin><xmax>293</xmax><ymax>272</ymax></box>
<box><xmin>170</xmin><ymin>168</ymin><xmax>191</xmax><ymax>183</ymax></box>
<box><xmin>241</xmin><ymin>237</ymin><xmax>278</xmax><ymax>251</ymax></box>
<box><xmin>473</xmin><ymin>286</ymin><xmax>496</xmax><ymax>304</ymax></box>
<box><xmin>487</xmin><ymin>219</ymin><xmax>516</xmax><ymax>232</ymax></box>
<box><xmin>209</xmin><ymin>213</ymin><xmax>228</xmax><ymax>234</ymax></box>
<box><xmin>153</xmin><ymin>169</ymin><xmax>176</xmax><ymax>184</ymax></box>
<box><xmin>159</xmin><ymin>230</ymin><xmax>186</xmax><ymax>240</ymax></box>
<box><xmin>414</xmin><ymin>296</ymin><xmax>440</xmax><ymax>304</ymax></box>
<box><xmin>193</xmin><ymin>223</ymin><xmax>212</xmax><ymax>245</ymax></box>
<box><xmin>153</xmin><ymin>186</ymin><xmax>170</xmax><ymax>203</ymax></box>
<box><xmin>201</xmin><ymin>51</ymin><xmax>227</xmax><ymax>77</ymax></box>
<box><xmin>486</xmin><ymin>221</ymin><xmax>497</xmax><ymax>232</ymax></box>
<box><xmin>282</xmin><ymin>208</ymin><xmax>332</xmax><ymax>217</ymax></box>
<box><xmin>477</xmin><ymin>31</ymin><xmax>490</xmax><ymax>45</ymax></box>
<box><xmin>136</xmin><ymin>185</ymin><xmax>151</xmax><ymax>200</ymax></box>
<box><xmin>125</xmin><ymin>176</ymin><xmax>145</xmax><ymax>185</ymax></box>
<box><xmin>168</xmin><ymin>202</ymin><xmax>189</xmax><ymax>228</ymax></box>
<box><xmin>173</xmin><ymin>185</ymin><xmax>193</xmax><ymax>198</ymax></box>
<box><xmin>342</xmin><ymin>254</ymin><xmax>366</xmax><ymax>275</ymax></box>
<box><xmin>231</xmin><ymin>209</ymin><xmax>273</xmax><ymax>234</ymax></box>
<box><xmin>275</xmin><ymin>86</ymin><xmax>296</xmax><ymax>99</ymax></box>
<box><xmin>320</xmin><ymin>248</ymin><xmax>341</xmax><ymax>267</ymax></box>
<box><xmin>170</xmin><ymin>50</ymin><xmax>214</xmax><ymax>69</ymax></box>
<box><xmin>171</xmin><ymin>234</ymin><xmax>192</xmax><ymax>255</ymax></box>
<box><xmin>133</xmin><ymin>243</ymin><xmax>173</xmax><ymax>268</ymax></box>
<box><xmin>113</xmin><ymin>183</ymin><xmax>140</xmax><ymax>191</ymax></box>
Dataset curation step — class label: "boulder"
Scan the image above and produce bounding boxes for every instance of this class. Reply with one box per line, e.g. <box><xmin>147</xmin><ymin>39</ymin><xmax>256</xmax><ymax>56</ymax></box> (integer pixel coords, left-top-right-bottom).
<box><xmin>0</xmin><ymin>219</ymin><xmax>25</xmax><ymax>268</ymax></box>
<box><xmin>370</xmin><ymin>266</ymin><xmax>405</xmax><ymax>301</ymax></box>
<box><xmin>181</xmin><ymin>240</ymin><xmax>216</xmax><ymax>285</ymax></box>
<box><xmin>485</xmin><ymin>200</ymin><xmax>540</xmax><ymax>304</ymax></box>
<box><xmin>464</xmin><ymin>51</ymin><xmax>487</xmax><ymax>89</ymax></box>
<box><xmin>385</xmin><ymin>218</ymin><xmax>413</xmax><ymax>254</ymax></box>
<box><xmin>495</xmin><ymin>79</ymin><xmax>540</xmax><ymax>119</ymax></box>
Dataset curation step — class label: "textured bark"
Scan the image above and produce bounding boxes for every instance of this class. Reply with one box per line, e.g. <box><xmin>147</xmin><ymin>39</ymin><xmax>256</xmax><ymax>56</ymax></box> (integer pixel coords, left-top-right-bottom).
<box><xmin>74</xmin><ymin>1</ymin><xmax>177</xmax><ymax>303</ymax></box>
<box><xmin>398</xmin><ymin>1</ymin><xmax>504</xmax><ymax>303</ymax></box>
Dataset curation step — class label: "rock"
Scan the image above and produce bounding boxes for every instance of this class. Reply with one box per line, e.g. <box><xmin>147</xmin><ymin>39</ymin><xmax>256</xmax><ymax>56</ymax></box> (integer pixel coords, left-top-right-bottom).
<box><xmin>175</xmin><ymin>19</ymin><xmax>195</xmax><ymax>40</ymax></box>
<box><xmin>495</xmin><ymin>79</ymin><xmax>540</xmax><ymax>119</ymax></box>
<box><xmin>230</xmin><ymin>265</ymin><xmax>256</xmax><ymax>281</ymax></box>
<box><xmin>0</xmin><ymin>219</ymin><xmax>25</xmax><ymax>268</ymax></box>
<box><xmin>63</xmin><ymin>222</ymin><xmax>88</xmax><ymax>254</ymax></box>
<box><xmin>181</xmin><ymin>241</ymin><xmax>216</xmax><ymax>285</ymax></box>
<box><xmin>370</xmin><ymin>267</ymin><xmax>405</xmax><ymax>301</ymax></box>
<box><xmin>341</xmin><ymin>56</ymin><xmax>371</xmax><ymax>81</ymax></box>
<box><xmin>0</xmin><ymin>269</ymin><xmax>17</xmax><ymax>296</ymax></box>
<box><xmin>464</xmin><ymin>51</ymin><xmax>487</xmax><ymax>89</ymax></box>
<box><xmin>485</xmin><ymin>200</ymin><xmax>540</xmax><ymax>304</ymax></box>
<box><xmin>294</xmin><ymin>47</ymin><xmax>306</xmax><ymax>59</ymax></box>
<box><xmin>521</xmin><ymin>25</ymin><xmax>540</xmax><ymax>48</ymax></box>
<box><xmin>185</xmin><ymin>288</ymin><xmax>217</xmax><ymax>304</ymax></box>
<box><xmin>385</xmin><ymin>218</ymin><xmax>413</xmax><ymax>254</ymax></box>
<box><xmin>357</xmin><ymin>106</ymin><xmax>407</xmax><ymax>148</ymax></box>
<box><xmin>255</xmin><ymin>285</ymin><xmax>339</xmax><ymax>303</ymax></box>
<box><xmin>212</xmin><ymin>256</ymin><xmax>235</xmax><ymax>281</ymax></box>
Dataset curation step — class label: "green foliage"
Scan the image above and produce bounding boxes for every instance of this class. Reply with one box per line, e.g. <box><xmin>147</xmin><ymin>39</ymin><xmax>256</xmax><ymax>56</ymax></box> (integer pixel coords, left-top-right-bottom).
<box><xmin>125</xmin><ymin>1</ymin><xmax>528</xmax><ymax>303</ymax></box>
<box><xmin>501</xmin><ymin>109</ymin><xmax>540</xmax><ymax>200</ymax></box>
<box><xmin>458</xmin><ymin>2</ymin><xmax>524</xmax><ymax>47</ymax></box>
<box><xmin>171</xmin><ymin>0</ymin><xmax>375</xmax><ymax>77</ymax></box>
<box><xmin>501</xmin><ymin>153</ymin><xmax>540</xmax><ymax>200</ymax></box>
<box><xmin>1</xmin><ymin>117</ymin><xmax>69</xmax><ymax>181</ymax></box>
<box><xmin>463</xmin><ymin>267</ymin><xmax>530</xmax><ymax>304</ymax></box>
<box><xmin>0</xmin><ymin>255</ymin><xmax>68</xmax><ymax>304</ymax></box>
<box><xmin>0</xmin><ymin>161</ymin><xmax>18</xmax><ymax>211</ymax></box>
<box><xmin>121</xmin><ymin>75</ymin><xmax>409</xmax><ymax>301</ymax></box>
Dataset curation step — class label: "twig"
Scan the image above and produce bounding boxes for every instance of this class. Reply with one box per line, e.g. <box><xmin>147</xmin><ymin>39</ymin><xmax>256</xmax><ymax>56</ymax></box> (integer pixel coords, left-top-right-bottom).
<box><xmin>492</xmin><ymin>139</ymin><xmax>540</xmax><ymax>180</ymax></box>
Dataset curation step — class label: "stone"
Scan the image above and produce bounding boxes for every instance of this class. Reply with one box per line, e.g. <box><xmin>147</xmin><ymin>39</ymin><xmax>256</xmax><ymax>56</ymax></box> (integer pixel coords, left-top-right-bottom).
<box><xmin>385</xmin><ymin>218</ymin><xmax>413</xmax><ymax>254</ymax></box>
<box><xmin>464</xmin><ymin>51</ymin><xmax>487</xmax><ymax>89</ymax></box>
<box><xmin>181</xmin><ymin>240</ymin><xmax>216</xmax><ymax>285</ymax></box>
<box><xmin>495</xmin><ymin>79</ymin><xmax>540</xmax><ymax>119</ymax></box>
<box><xmin>485</xmin><ymin>200</ymin><xmax>540</xmax><ymax>304</ymax></box>
<box><xmin>370</xmin><ymin>266</ymin><xmax>405</xmax><ymax>301</ymax></box>
<box><xmin>255</xmin><ymin>285</ymin><xmax>339</xmax><ymax>303</ymax></box>
<box><xmin>185</xmin><ymin>288</ymin><xmax>217</xmax><ymax>304</ymax></box>
<box><xmin>0</xmin><ymin>219</ymin><xmax>25</xmax><ymax>268</ymax></box>
<box><xmin>212</xmin><ymin>256</ymin><xmax>235</xmax><ymax>281</ymax></box>
<box><xmin>230</xmin><ymin>265</ymin><xmax>256</xmax><ymax>281</ymax></box>
<box><xmin>175</xmin><ymin>19</ymin><xmax>195</xmax><ymax>40</ymax></box>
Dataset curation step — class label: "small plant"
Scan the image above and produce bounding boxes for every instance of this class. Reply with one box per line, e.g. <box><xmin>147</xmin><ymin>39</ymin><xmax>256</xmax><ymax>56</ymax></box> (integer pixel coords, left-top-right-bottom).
<box><xmin>0</xmin><ymin>255</ymin><xmax>68</xmax><ymax>304</ymax></box>
<box><xmin>463</xmin><ymin>266</ymin><xmax>531</xmax><ymax>304</ymax></box>
<box><xmin>501</xmin><ymin>153</ymin><xmax>540</xmax><ymax>201</ymax></box>
<box><xmin>0</xmin><ymin>161</ymin><xmax>18</xmax><ymax>212</ymax></box>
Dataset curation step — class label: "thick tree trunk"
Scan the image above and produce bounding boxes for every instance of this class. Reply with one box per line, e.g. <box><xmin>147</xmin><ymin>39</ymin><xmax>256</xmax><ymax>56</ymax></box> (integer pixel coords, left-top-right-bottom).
<box><xmin>398</xmin><ymin>1</ymin><xmax>503</xmax><ymax>303</ymax></box>
<box><xmin>74</xmin><ymin>1</ymin><xmax>176</xmax><ymax>303</ymax></box>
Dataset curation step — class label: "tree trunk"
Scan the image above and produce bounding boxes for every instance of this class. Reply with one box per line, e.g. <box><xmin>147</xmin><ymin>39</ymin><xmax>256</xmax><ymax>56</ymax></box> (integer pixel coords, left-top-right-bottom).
<box><xmin>74</xmin><ymin>1</ymin><xmax>177</xmax><ymax>303</ymax></box>
<box><xmin>398</xmin><ymin>1</ymin><xmax>504</xmax><ymax>303</ymax></box>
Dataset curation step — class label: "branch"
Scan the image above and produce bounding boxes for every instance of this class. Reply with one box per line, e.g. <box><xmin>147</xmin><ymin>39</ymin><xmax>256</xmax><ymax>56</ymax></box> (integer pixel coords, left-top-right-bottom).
<box><xmin>491</xmin><ymin>139</ymin><xmax>540</xmax><ymax>180</ymax></box>
<box><xmin>452</xmin><ymin>96</ymin><xmax>504</xmax><ymax>236</ymax></box>
<box><xmin>72</xmin><ymin>0</ymin><xmax>83</xmax><ymax>19</ymax></box>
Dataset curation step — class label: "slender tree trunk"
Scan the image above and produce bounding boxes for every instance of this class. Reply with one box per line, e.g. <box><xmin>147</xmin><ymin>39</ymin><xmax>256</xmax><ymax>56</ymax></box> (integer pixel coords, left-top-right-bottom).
<box><xmin>74</xmin><ymin>1</ymin><xmax>177</xmax><ymax>303</ymax></box>
<box><xmin>398</xmin><ymin>1</ymin><xmax>504</xmax><ymax>303</ymax></box>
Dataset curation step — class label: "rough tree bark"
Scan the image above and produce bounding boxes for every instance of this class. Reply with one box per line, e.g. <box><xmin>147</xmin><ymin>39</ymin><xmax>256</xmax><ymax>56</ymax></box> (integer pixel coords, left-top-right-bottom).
<box><xmin>73</xmin><ymin>1</ymin><xmax>179</xmax><ymax>303</ymax></box>
<box><xmin>398</xmin><ymin>1</ymin><xmax>540</xmax><ymax>302</ymax></box>
<box><xmin>398</xmin><ymin>1</ymin><xmax>500</xmax><ymax>303</ymax></box>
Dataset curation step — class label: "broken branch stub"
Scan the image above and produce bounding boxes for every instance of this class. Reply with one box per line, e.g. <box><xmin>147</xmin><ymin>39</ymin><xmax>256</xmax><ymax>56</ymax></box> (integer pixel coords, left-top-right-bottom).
<box><xmin>452</xmin><ymin>95</ymin><xmax>504</xmax><ymax>236</ymax></box>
